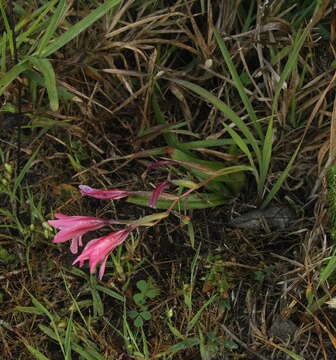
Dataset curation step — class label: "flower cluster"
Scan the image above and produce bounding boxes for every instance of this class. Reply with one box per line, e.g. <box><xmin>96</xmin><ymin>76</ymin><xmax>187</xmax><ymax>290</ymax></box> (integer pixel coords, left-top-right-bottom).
<box><xmin>49</xmin><ymin>159</ymin><xmax>177</xmax><ymax>279</ymax></box>
<box><xmin>48</xmin><ymin>178</ymin><xmax>172</xmax><ymax>279</ymax></box>
<box><xmin>48</xmin><ymin>186</ymin><xmax>136</xmax><ymax>279</ymax></box>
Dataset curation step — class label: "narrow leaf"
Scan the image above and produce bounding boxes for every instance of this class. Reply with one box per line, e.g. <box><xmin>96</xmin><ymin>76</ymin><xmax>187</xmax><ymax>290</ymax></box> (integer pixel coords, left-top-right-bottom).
<box><xmin>40</xmin><ymin>0</ymin><xmax>122</xmax><ymax>57</ymax></box>
<box><xmin>27</xmin><ymin>57</ymin><xmax>59</xmax><ymax>110</ymax></box>
<box><xmin>36</xmin><ymin>0</ymin><xmax>68</xmax><ymax>56</ymax></box>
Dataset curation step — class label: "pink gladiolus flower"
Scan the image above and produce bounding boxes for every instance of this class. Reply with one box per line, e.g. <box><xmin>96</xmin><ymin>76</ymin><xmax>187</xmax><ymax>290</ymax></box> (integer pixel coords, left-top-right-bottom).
<box><xmin>73</xmin><ymin>226</ymin><xmax>135</xmax><ymax>279</ymax></box>
<box><xmin>79</xmin><ymin>185</ymin><xmax>131</xmax><ymax>200</ymax></box>
<box><xmin>48</xmin><ymin>213</ymin><xmax>111</xmax><ymax>254</ymax></box>
<box><xmin>149</xmin><ymin>180</ymin><xmax>172</xmax><ymax>208</ymax></box>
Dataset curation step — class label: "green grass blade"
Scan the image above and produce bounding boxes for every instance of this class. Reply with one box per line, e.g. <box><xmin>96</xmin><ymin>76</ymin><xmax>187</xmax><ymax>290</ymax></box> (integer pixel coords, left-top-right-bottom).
<box><xmin>178</xmin><ymin>138</ymin><xmax>259</xmax><ymax>149</ymax></box>
<box><xmin>165</xmin><ymin>338</ymin><xmax>200</xmax><ymax>355</ymax></box>
<box><xmin>16</xmin><ymin>0</ymin><xmax>59</xmax><ymax>51</ymax></box>
<box><xmin>153</xmin><ymin>93</ymin><xmax>181</xmax><ymax>148</ymax></box>
<box><xmin>96</xmin><ymin>285</ymin><xmax>125</xmax><ymax>302</ymax></box>
<box><xmin>36</xmin><ymin>0</ymin><xmax>68</xmax><ymax>56</ymax></box>
<box><xmin>240</xmin><ymin>1</ymin><xmax>255</xmax><ymax>33</ymax></box>
<box><xmin>258</xmin><ymin>118</ymin><xmax>273</xmax><ymax>196</ymax></box>
<box><xmin>71</xmin><ymin>344</ymin><xmax>105</xmax><ymax>360</ymax></box>
<box><xmin>319</xmin><ymin>249</ymin><xmax>336</xmax><ymax>283</ymax></box>
<box><xmin>188</xmin><ymin>295</ymin><xmax>217</xmax><ymax>331</ymax></box>
<box><xmin>0</xmin><ymin>0</ymin><xmax>14</xmax><ymax>56</ymax></box>
<box><xmin>90</xmin><ymin>275</ymin><xmax>104</xmax><ymax>317</ymax></box>
<box><xmin>220</xmin><ymin>120</ymin><xmax>256</xmax><ymax>171</ymax></box>
<box><xmin>271</xmin><ymin>343</ymin><xmax>304</xmax><ymax>360</ymax></box>
<box><xmin>15</xmin><ymin>306</ymin><xmax>45</xmax><ymax>315</ymax></box>
<box><xmin>27</xmin><ymin>57</ymin><xmax>58</xmax><ymax>111</ymax></box>
<box><xmin>0</xmin><ymin>61</ymin><xmax>29</xmax><ymax>95</ymax></box>
<box><xmin>1</xmin><ymin>32</ymin><xmax>7</xmax><ymax>72</ymax></box>
<box><xmin>272</xmin><ymin>29</ymin><xmax>308</xmax><ymax>113</ymax></box>
<box><xmin>214</xmin><ymin>28</ymin><xmax>263</xmax><ymax>139</ymax></box>
<box><xmin>13</xmin><ymin>144</ymin><xmax>42</xmax><ymax>197</ymax></box>
<box><xmin>171</xmin><ymin>78</ymin><xmax>262</xmax><ymax>166</ymax></box>
<box><xmin>261</xmin><ymin>141</ymin><xmax>300</xmax><ymax>209</ymax></box>
<box><xmin>40</xmin><ymin>0</ymin><xmax>122</xmax><ymax>57</ymax></box>
<box><xmin>127</xmin><ymin>192</ymin><xmax>229</xmax><ymax>210</ymax></box>
<box><xmin>64</xmin><ymin>313</ymin><xmax>73</xmax><ymax>360</ymax></box>
<box><xmin>24</xmin><ymin>344</ymin><xmax>50</xmax><ymax>360</ymax></box>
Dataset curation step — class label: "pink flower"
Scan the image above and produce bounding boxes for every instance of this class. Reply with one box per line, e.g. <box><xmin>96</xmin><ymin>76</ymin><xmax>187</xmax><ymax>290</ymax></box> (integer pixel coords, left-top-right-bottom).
<box><xmin>73</xmin><ymin>226</ymin><xmax>135</xmax><ymax>279</ymax></box>
<box><xmin>48</xmin><ymin>213</ymin><xmax>111</xmax><ymax>254</ymax></box>
<box><xmin>149</xmin><ymin>181</ymin><xmax>172</xmax><ymax>208</ymax></box>
<box><xmin>79</xmin><ymin>185</ymin><xmax>131</xmax><ymax>200</ymax></box>
<box><xmin>147</xmin><ymin>160</ymin><xmax>178</xmax><ymax>171</ymax></box>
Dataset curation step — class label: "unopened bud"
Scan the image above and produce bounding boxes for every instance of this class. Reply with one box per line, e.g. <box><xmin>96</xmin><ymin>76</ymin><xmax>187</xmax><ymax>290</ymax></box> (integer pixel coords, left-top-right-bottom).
<box><xmin>4</xmin><ymin>163</ymin><xmax>13</xmax><ymax>174</ymax></box>
<box><xmin>204</xmin><ymin>59</ymin><xmax>213</xmax><ymax>68</ymax></box>
<box><xmin>166</xmin><ymin>308</ymin><xmax>173</xmax><ymax>318</ymax></box>
<box><xmin>42</xmin><ymin>221</ymin><xmax>52</xmax><ymax>231</ymax></box>
<box><xmin>181</xmin><ymin>216</ymin><xmax>191</xmax><ymax>224</ymax></box>
<box><xmin>57</xmin><ymin>320</ymin><xmax>67</xmax><ymax>328</ymax></box>
<box><xmin>1</xmin><ymin>178</ymin><xmax>8</xmax><ymax>186</ymax></box>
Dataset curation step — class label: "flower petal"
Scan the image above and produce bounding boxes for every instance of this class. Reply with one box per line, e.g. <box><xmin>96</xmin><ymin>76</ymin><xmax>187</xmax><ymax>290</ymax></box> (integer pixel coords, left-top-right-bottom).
<box><xmin>149</xmin><ymin>181</ymin><xmax>172</xmax><ymax>208</ymax></box>
<box><xmin>79</xmin><ymin>185</ymin><xmax>131</xmax><ymax>200</ymax></box>
<box><xmin>72</xmin><ymin>226</ymin><xmax>135</xmax><ymax>278</ymax></box>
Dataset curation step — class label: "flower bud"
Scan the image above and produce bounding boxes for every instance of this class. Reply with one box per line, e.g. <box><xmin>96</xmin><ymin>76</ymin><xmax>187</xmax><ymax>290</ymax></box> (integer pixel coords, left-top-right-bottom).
<box><xmin>5</xmin><ymin>172</ymin><xmax>11</xmax><ymax>181</ymax></box>
<box><xmin>42</xmin><ymin>221</ymin><xmax>52</xmax><ymax>231</ymax></box>
<box><xmin>4</xmin><ymin>163</ymin><xmax>13</xmax><ymax>174</ymax></box>
<box><xmin>166</xmin><ymin>308</ymin><xmax>173</xmax><ymax>319</ymax></box>
<box><xmin>57</xmin><ymin>320</ymin><xmax>67</xmax><ymax>328</ymax></box>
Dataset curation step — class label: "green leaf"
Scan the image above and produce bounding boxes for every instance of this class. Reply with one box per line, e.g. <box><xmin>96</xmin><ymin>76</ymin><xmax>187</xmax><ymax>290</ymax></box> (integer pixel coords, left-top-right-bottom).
<box><xmin>38</xmin><ymin>324</ymin><xmax>58</xmax><ymax>341</ymax></box>
<box><xmin>36</xmin><ymin>0</ymin><xmax>68</xmax><ymax>56</ymax></box>
<box><xmin>25</xmin><ymin>69</ymin><xmax>74</xmax><ymax>102</ymax></box>
<box><xmin>170</xmin><ymin>78</ymin><xmax>261</xmax><ymax>166</ymax></box>
<box><xmin>15</xmin><ymin>306</ymin><xmax>44</xmax><ymax>315</ymax></box>
<box><xmin>39</xmin><ymin>0</ymin><xmax>122</xmax><ymax>57</ymax></box>
<box><xmin>319</xmin><ymin>250</ymin><xmax>336</xmax><ymax>283</ymax></box>
<box><xmin>223</xmin><ymin>339</ymin><xmax>238</xmax><ymax>350</ymax></box>
<box><xmin>64</xmin><ymin>314</ymin><xmax>73</xmax><ymax>360</ymax></box>
<box><xmin>271</xmin><ymin>343</ymin><xmax>304</xmax><ymax>360</ymax></box>
<box><xmin>24</xmin><ymin>343</ymin><xmax>50</xmax><ymax>360</ymax></box>
<box><xmin>170</xmin><ymin>148</ymin><xmax>247</xmax><ymax>192</ymax></box>
<box><xmin>131</xmin><ymin>212</ymin><xmax>169</xmax><ymax>226</ymax></box>
<box><xmin>214</xmin><ymin>28</ymin><xmax>263</xmax><ymax>139</ymax></box>
<box><xmin>188</xmin><ymin>295</ymin><xmax>218</xmax><ymax>331</ymax></box>
<box><xmin>258</xmin><ymin>117</ymin><xmax>273</xmax><ymax>196</ymax></box>
<box><xmin>95</xmin><ymin>285</ymin><xmax>125</xmax><ymax>302</ymax></box>
<box><xmin>0</xmin><ymin>61</ymin><xmax>29</xmax><ymax>95</ymax></box>
<box><xmin>137</xmin><ymin>280</ymin><xmax>149</xmax><ymax>292</ymax></box>
<box><xmin>153</xmin><ymin>93</ymin><xmax>181</xmax><ymax>148</ymax></box>
<box><xmin>140</xmin><ymin>311</ymin><xmax>152</xmax><ymax>321</ymax></box>
<box><xmin>128</xmin><ymin>192</ymin><xmax>229</xmax><ymax>210</ymax></box>
<box><xmin>134</xmin><ymin>316</ymin><xmax>144</xmax><ymax>328</ymax></box>
<box><xmin>166</xmin><ymin>338</ymin><xmax>200</xmax><ymax>354</ymax></box>
<box><xmin>146</xmin><ymin>288</ymin><xmax>159</xmax><ymax>299</ymax></box>
<box><xmin>13</xmin><ymin>144</ymin><xmax>42</xmax><ymax>198</ymax></box>
<box><xmin>15</xmin><ymin>0</ymin><xmax>59</xmax><ymax>50</ymax></box>
<box><xmin>133</xmin><ymin>293</ymin><xmax>145</xmax><ymax>306</ymax></box>
<box><xmin>27</xmin><ymin>57</ymin><xmax>59</xmax><ymax>111</ymax></box>
<box><xmin>129</xmin><ymin>310</ymin><xmax>139</xmax><ymax>319</ymax></box>
<box><xmin>90</xmin><ymin>275</ymin><xmax>104</xmax><ymax>317</ymax></box>
<box><xmin>261</xmin><ymin>141</ymin><xmax>300</xmax><ymax>208</ymax></box>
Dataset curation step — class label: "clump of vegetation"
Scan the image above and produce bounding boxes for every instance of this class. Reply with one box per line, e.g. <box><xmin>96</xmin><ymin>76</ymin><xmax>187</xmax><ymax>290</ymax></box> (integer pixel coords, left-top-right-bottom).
<box><xmin>1</xmin><ymin>0</ymin><xmax>336</xmax><ymax>359</ymax></box>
